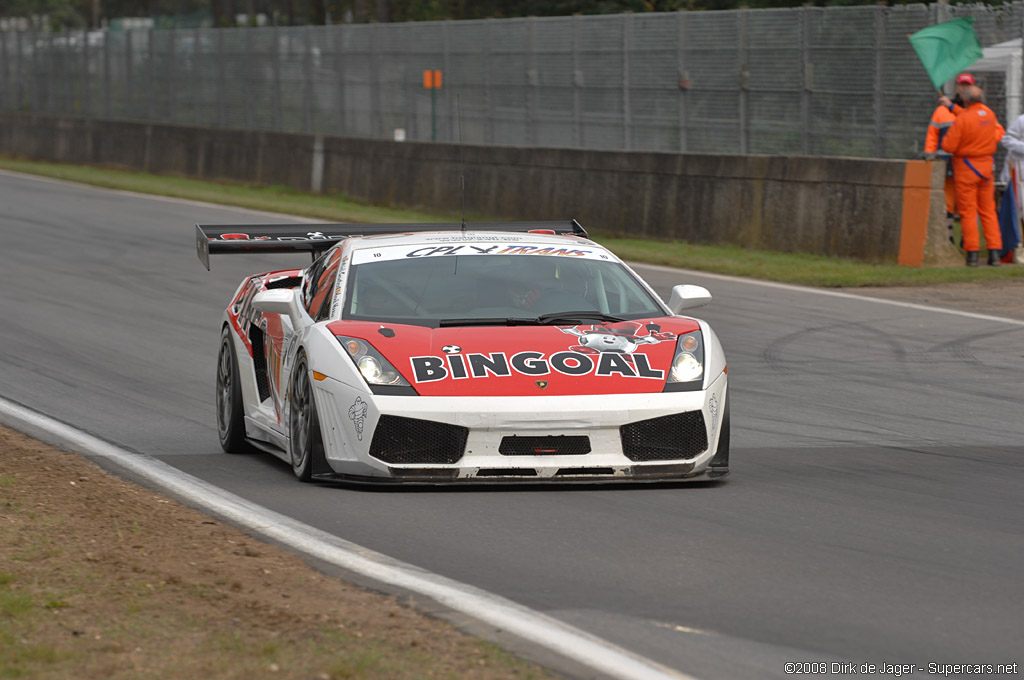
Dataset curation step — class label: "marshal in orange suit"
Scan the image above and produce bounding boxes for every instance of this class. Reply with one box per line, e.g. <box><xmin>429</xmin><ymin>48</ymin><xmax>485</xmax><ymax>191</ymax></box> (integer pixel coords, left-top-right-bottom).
<box><xmin>942</xmin><ymin>85</ymin><xmax>1005</xmax><ymax>267</ymax></box>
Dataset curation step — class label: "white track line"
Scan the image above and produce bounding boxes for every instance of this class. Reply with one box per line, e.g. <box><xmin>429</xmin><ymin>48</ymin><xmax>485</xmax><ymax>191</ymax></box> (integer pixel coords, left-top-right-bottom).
<box><xmin>0</xmin><ymin>397</ymin><xmax>693</xmax><ymax>680</ymax></box>
<box><xmin>631</xmin><ymin>261</ymin><xmax>1024</xmax><ymax>327</ymax></box>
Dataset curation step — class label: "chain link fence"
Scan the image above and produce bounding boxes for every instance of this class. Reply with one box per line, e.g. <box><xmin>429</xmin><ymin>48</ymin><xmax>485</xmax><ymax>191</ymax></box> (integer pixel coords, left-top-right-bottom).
<box><xmin>2</xmin><ymin>4</ymin><xmax>1023</xmax><ymax>159</ymax></box>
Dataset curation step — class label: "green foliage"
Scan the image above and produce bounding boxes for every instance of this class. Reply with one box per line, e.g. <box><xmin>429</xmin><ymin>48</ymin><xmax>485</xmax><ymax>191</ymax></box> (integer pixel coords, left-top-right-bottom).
<box><xmin>0</xmin><ymin>0</ymin><xmax>210</xmax><ymax>30</ymax></box>
<box><xmin>0</xmin><ymin>0</ymin><xmax>957</xmax><ymax>30</ymax></box>
<box><xmin>0</xmin><ymin>590</ymin><xmax>34</xmax><ymax>618</ymax></box>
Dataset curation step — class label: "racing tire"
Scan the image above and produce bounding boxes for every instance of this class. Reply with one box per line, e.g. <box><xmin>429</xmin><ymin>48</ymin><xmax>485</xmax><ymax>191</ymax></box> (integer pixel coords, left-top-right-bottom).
<box><xmin>288</xmin><ymin>353</ymin><xmax>327</xmax><ymax>483</ymax></box>
<box><xmin>709</xmin><ymin>393</ymin><xmax>730</xmax><ymax>471</ymax></box>
<box><xmin>216</xmin><ymin>327</ymin><xmax>255</xmax><ymax>454</ymax></box>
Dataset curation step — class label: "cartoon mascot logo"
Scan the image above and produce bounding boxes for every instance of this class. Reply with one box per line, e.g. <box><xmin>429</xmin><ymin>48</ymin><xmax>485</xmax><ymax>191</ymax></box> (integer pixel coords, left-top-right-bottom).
<box><xmin>558</xmin><ymin>321</ymin><xmax>675</xmax><ymax>355</ymax></box>
<box><xmin>348</xmin><ymin>397</ymin><xmax>368</xmax><ymax>440</ymax></box>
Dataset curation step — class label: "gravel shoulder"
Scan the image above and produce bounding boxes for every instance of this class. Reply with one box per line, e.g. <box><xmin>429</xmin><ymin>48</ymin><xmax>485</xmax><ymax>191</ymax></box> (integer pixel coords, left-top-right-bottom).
<box><xmin>844</xmin><ymin>279</ymin><xmax>1024</xmax><ymax>321</ymax></box>
<box><xmin>0</xmin><ymin>425</ymin><xmax>553</xmax><ymax>680</ymax></box>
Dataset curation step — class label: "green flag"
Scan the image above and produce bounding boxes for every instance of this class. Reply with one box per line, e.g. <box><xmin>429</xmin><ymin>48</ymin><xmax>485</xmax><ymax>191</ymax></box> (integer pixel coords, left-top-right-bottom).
<box><xmin>909</xmin><ymin>18</ymin><xmax>983</xmax><ymax>90</ymax></box>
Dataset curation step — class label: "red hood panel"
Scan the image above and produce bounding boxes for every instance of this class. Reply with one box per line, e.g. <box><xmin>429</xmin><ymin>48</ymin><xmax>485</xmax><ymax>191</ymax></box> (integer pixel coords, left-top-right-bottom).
<box><xmin>328</xmin><ymin>317</ymin><xmax>701</xmax><ymax>396</ymax></box>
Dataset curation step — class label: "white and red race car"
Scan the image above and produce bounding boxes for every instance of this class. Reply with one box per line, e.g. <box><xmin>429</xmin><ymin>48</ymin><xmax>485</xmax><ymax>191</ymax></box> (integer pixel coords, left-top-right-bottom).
<box><xmin>197</xmin><ymin>221</ymin><xmax>729</xmax><ymax>484</ymax></box>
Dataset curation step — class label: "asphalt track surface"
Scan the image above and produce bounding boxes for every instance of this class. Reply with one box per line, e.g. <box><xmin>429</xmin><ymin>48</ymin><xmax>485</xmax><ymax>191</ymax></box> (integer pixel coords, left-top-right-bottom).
<box><xmin>2</xmin><ymin>171</ymin><xmax>1022</xmax><ymax>679</ymax></box>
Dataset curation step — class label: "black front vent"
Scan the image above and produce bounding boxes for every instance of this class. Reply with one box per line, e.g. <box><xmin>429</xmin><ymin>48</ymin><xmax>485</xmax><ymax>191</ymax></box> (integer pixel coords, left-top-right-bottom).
<box><xmin>265</xmin><ymin>276</ymin><xmax>302</xmax><ymax>290</ymax></box>
<box><xmin>499</xmin><ymin>435</ymin><xmax>591</xmax><ymax>456</ymax></box>
<box><xmin>620</xmin><ymin>412</ymin><xmax>708</xmax><ymax>462</ymax></box>
<box><xmin>369</xmin><ymin>416</ymin><xmax>468</xmax><ymax>465</ymax></box>
<box><xmin>476</xmin><ymin>469</ymin><xmax>538</xmax><ymax>477</ymax></box>
<box><xmin>555</xmin><ymin>467</ymin><xmax>615</xmax><ymax>476</ymax></box>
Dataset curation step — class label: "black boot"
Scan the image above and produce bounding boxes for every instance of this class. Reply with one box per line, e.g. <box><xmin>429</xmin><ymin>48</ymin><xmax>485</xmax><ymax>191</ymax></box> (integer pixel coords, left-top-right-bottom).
<box><xmin>988</xmin><ymin>250</ymin><xmax>1002</xmax><ymax>266</ymax></box>
<box><xmin>966</xmin><ymin>251</ymin><xmax>979</xmax><ymax>267</ymax></box>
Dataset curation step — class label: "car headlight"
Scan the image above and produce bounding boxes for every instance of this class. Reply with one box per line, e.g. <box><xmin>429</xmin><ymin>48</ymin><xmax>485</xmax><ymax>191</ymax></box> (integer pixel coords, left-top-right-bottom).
<box><xmin>335</xmin><ymin>335</ymin><xmax>410</xmax><ymax>386</ymax></box>
<box><xmin>667</xmin><ymin>331</ymin><xmax>704</xmax><ymax>384</ymax></box>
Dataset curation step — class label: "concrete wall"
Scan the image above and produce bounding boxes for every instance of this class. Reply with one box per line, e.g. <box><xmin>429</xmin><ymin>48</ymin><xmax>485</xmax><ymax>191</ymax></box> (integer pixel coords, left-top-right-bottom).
<box><xmin>0</xmin><ymin>112</ymin><xmax>956</xmax><ymax>266</ymax></box>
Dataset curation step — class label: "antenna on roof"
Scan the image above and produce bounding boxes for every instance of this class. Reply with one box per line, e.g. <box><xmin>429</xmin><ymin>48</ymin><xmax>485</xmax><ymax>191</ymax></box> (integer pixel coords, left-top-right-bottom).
<box><xmin>457</xmin><ymin>93</ymin><xmax>466</xmax><ymax>232</ymax></box>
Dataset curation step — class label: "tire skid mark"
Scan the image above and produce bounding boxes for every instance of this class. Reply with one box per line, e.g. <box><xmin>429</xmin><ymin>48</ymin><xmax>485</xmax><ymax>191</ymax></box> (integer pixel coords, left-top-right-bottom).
<box><xmin>928</xmin><ymin>327</ymin><xmax>1022</xmax><ymax>368</ymax></box>
<box><xmin>760</xmin><ymin>320</ymin><xmax>916</xmax><ymax>379</ymax></box>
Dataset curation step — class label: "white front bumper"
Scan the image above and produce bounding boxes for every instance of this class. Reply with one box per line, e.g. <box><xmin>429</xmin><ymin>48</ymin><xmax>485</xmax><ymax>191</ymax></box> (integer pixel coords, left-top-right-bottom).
<box><xmin>312</xmin><ymin>372</ymin><xmax>728</xmax><ymax>482</ymax></box>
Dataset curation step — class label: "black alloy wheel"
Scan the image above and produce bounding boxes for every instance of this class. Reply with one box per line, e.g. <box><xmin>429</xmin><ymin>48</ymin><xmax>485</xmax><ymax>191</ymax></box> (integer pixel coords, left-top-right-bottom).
<box><xmin>288</xmin><ymin>354</ymin><xmax>326</xmax><ymax>482</ymax></box>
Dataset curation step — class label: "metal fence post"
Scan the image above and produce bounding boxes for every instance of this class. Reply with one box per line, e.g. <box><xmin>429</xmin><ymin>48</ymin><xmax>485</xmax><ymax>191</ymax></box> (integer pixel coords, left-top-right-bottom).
<box><xmin>527</xmin><ymin>17</ymin><xmax>537</xmax><ymax>147</ymax></box>
<box><xmin>304</xmin><ymin>26</ymin><xmax>315</xmax><ymax>134</ymax></box>
<box><xmin>67</xmin><ymin>30</ymin><xmax>76</xmax><ymax>114</ymax></box>
<box><xmin>333</xmin><ymin>25</ymin><xmax>345</xmax><ymax>137</ymax></box>
<box><xmin>873</xmin><ymin>5</ymin><xmax>885</xmax><ymax>158</ymax></box>
<box><xmin>404</xmin><ymin>26</ymin><xmax>414</xmax><ymax>140</ymax></box>
<box><xmin>27</xmin><ymin>28</ymin><xmax>37</xmax><ymax>113</ymax></box>
<box><xmin>677</xmin><ymin>11</ymin><xmax>688</xmax><ymax>153</ymax></box>
<box><xmin>242</xmin><ymin>28</ymin><xmax>253</xmax><ymax>129</ymax></box>
<box><xmin>442</xmin><ymin>21</ymin><xmax>452</xmax><ymax>142</ymax></box>
<box><xmin>62</xmin><ymin>30</ymin><xmax>71</xmax><ymax>114</ymax></box>
<box><xmin>46</xmin><ymin>30</ymin><xmax>55</xmax><ymax>113</ymax></box>
<box><xmin>146</xmin><ymin>29</ymin><xmax>155</xmax><ymax>121</ymax></box>
<box><xmin>483</xmin><ymin>17</ymin><xmax>491</xmax><ymax>144</ymax></box>
<box><xmin>738</xmin><ymin>10</ymin><xmax>749</xmax><ymax>155</ymax></box>
<box><xmin>81</xmin><ymin>29</ymin><xmax>90</xmax><ymax>117</ymax></box>
<box><xmin>14</xmin><ymin>30</ymin><xmax>22</xmax><ymax>111</ymax></box>
<box><xmin>623</xmin><ymin>13</ymin><xmax>632</xmax><ymax>151</ymax></box>
<box><xmin>125</xmin><ymin>30</ymin><xmax>134</xmax><ymax>119</ymax></box>
<box><xmin>217</xmin><ymin>29</ymin><xmax>226</xmax><ymax>127</ymax></box>
<box><xmin>573</xmin><ymin>14</ymin><xmax>582</xmax><ymax>149</ymax></box>
<box><xmin>801</xmin><ymin>7</ymin><xmax>812</xmax><ymax>155</ymax></box>
<box><xmin>485</xmin><ymin>18</ymin><xmax>494</xmax><ymax>144</ymax></box>
<box><xmin>370</xmin><ymin>24</ymin><xmax>381</xmax><ymax>138</ymax></box>
<box><xmin>272</xmin><ymin>27</ymin><xmax>282</xmax><ymax>131</ymax></box>
<box><xmin>193</xmin><ymin>27</ymin><xmax>201</xmax><ymax>126</ymax></box>
<box><xmin>102</xmin><ymin>28</ymin><xmax>111</xmax><ymax>117</ymax></box>
<box><xmin>167</xmin><ymin>29</ymin><xmax>177</xmax><ymax>123</ymax></box>
<box><xmin>0</xmin><ymin>31</ymin><xmax>7</xmax><ymax>111</ymax></box>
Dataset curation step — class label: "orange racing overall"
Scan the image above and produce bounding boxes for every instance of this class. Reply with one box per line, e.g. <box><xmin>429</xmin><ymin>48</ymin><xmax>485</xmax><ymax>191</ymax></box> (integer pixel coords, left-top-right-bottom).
<box><xmin>925</xmin><ymin>104</ymin><xmax>958</xmax><ymax>217</ymax></box>
<box><xmin>942</xmin><ymin>102</ymin><xmax>1005</xmax><ymax>253</ymax></box>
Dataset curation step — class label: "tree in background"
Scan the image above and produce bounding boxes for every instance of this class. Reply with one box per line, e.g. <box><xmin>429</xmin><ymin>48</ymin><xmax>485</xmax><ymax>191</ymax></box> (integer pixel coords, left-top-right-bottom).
<box><xmin>0</xmin><ymin>0</ymin><xmax>970</xmax><ymax>29</ymax></box>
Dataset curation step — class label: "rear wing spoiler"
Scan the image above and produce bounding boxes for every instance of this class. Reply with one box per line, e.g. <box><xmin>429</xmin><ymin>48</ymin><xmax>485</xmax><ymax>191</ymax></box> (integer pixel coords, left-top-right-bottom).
<box><xmin>195</xmin><ymin>220</ymin><xmax>588</xmax><ymax>270</ymax></box>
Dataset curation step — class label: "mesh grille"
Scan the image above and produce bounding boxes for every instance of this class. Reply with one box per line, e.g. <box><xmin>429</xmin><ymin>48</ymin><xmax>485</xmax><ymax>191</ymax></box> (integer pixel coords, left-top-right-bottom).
<box><xmin>369</xmin><ymin>416</ymin><xmax>467</xmax><ymax>465</ymax></box>
<box><xmin>247</xmin><ymin>324</ymin><xmax>270</xmax><ymax>402</ymax></box>
<box><xmin>620</xmin><ymin>412</ymin><xmax>708</xmax><ymax>462</ymax></box>
<box><xmin>265</xmin><ymin>276</ymin><xmax>302</xmax><ymax>290</ymax></box>
<box><xmin>499</xmin><ymin>436</ymin><xmax>591</xmax><ymax>456</ymax></box>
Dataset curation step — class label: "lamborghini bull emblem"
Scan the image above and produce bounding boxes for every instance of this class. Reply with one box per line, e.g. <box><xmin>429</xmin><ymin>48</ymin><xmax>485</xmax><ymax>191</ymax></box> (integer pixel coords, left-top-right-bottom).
<box><xmin>535</xmin><ymin>380</ymin><xmax>549</xmax><ymax>390</ymax></box>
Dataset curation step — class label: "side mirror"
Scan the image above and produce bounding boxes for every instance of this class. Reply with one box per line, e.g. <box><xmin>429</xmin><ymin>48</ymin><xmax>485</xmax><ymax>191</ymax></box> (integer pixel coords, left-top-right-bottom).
<box><xmin>251</xmin><ymin>288</ymin><xmax>307</xmax><ymax>327</ymax></box>
<box><xmin>668</xmin><ymin>284</ymin><xmax>712</xmax><ymax>314</ymax></box>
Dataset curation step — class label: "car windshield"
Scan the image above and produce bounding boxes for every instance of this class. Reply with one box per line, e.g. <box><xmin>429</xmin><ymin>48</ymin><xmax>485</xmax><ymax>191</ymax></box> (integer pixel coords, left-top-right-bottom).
<box><xmin>342</xmin><ymin>246</ymin><xmax>665</xmax><ymax>326</ymax></box>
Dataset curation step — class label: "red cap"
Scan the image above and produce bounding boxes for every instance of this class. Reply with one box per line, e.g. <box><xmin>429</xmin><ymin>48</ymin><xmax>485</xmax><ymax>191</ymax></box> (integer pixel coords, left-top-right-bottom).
<box><xmin>956</xmin><ymin>73</ymin><xmax>975</xmax><ymax>85</ymax></box>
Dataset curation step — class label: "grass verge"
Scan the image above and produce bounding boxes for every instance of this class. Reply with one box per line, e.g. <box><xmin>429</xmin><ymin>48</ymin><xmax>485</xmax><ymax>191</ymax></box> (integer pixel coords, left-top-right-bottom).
<box><xmin>2</xmin><ymin>154</ymin><xmax>1022</xmax><ymax>287</ymax></box>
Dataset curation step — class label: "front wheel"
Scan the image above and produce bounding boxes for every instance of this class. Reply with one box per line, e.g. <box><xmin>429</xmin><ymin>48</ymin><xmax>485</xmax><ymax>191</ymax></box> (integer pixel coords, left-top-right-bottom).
<box><xmin>288</xmin><ymin>354</ymin><xmax>327</xmax><ymax>482</ymax></box>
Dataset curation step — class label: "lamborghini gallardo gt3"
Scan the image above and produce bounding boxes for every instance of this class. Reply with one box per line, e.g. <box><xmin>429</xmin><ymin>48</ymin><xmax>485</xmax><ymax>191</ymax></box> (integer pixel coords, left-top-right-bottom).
<box><xmin>197</xmin><ymin>221</ymin><xmax>729</xmax><ymax>484</ymax></box>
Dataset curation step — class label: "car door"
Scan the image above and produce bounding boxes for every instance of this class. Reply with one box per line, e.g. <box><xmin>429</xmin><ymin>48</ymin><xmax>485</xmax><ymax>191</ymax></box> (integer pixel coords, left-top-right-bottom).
<box><xmin>266</xmin><ymin>249</ymin><xmax>343</xmax><ymax>429</ymax></box>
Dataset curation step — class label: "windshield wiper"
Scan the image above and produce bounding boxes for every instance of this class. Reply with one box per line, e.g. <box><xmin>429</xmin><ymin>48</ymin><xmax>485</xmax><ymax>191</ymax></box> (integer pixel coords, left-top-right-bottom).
<box><xmin>536</xmin><ymin>310</ymin><xmax>625</xmax><ymax>324</ymax></box>
<box><xmin>438</xmin><ymin>317</ymin><xmax>542</xmax><ymax>327</ymax></box>
<box><xmin>438</xmin><ymin>311</ymin><xmax>626</xmax><ymax>327</ymax></box>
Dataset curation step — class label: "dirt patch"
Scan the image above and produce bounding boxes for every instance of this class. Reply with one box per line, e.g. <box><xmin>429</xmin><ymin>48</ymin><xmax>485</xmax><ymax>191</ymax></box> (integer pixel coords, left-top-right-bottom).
<box><xmin>0</xmin><ymin>426</ymin><xmax>553</xmax><ymax>680</ymax></box>
<box><xmin>845</xmin><ymin>279</ymin><xmax>1024</xmax><ymax>322</ymax></box>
